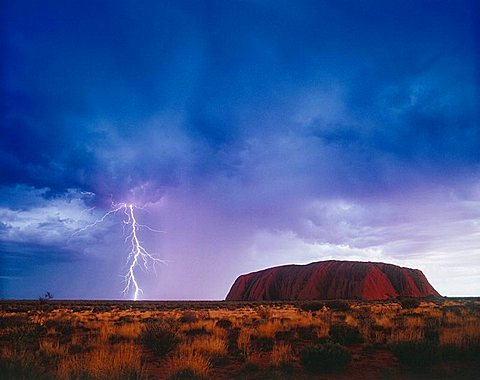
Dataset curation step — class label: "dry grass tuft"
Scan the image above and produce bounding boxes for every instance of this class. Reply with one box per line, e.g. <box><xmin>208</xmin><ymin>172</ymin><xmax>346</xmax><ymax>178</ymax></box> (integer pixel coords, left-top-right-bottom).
<box><xmin>270</xmin><ymin>343</ymin><xmax>293</xmax><ymax>367</ymax></box>
<box><xmin>188</xmin><ymin>336</ymin><xmax>227</xmax><ymax>358</ymax></box>
<box><xmin>256</xmin><ymin>320</ymin><xmax>283</xmax><ymax>338</ymax></box>
<box><xmin>166</xmin><ymin>351</ymin><xmax>211</xmax><ymax>379</ymax></box>
<box><xmin>440</xmin><ymin>320</ymin><xmax>480</xmax><ymax>348</ymax></box>
<box><xmin>389</xmin><ymin>328</ymin><xmax>424</xmax><ymax>343</ymax></box>
<box><xmin>57</xmin><ymin>343</ymin><xmax>146</xmax><ymax>380</ymax></box>
<box><xmin>237</xmin><ymin>327</ymin><xmax>254</xmax><ymax>357</ymax></box>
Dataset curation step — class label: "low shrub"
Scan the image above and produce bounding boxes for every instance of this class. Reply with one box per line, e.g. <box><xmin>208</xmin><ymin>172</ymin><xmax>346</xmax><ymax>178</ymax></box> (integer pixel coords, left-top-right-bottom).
<box><xmin>465</xmin><ymin>301</ymin><xmax>480</xmax><ymax>312</ymax></box>
<box><xmin>0</xmin><ymin>315</ymin><xmax>29</xmax><ymax>329</ymax></box>
<box><xmin>45</xmin><ymin>320</ymin><xmax>74</xmax><ymax>341</ymax></box>
<box><xmin>275</xmin><ymin>330</ymin><xmax>295</xmax><ymax>341</ymax></box>
<box><xmin>390</xmin><ymin>341</ymin><xmax>440</xmax><ymax>369</ymax></box>
<box><xmin>226</xmin><ymin>327</ymin><xmax>241</xmax><ymax>354</ymax></box>
<box><xmin>216</xmin><ymin>318</ymin><xmax>233</xmax><ymax>329</ymax></box>
<box><xmin>179</xmin><ymin>311</ymin><xmax>198</xmax><ymax>324</ymax></box>
<box><xmin>242</xmin><ymin>362</ymin><xmax>260</xmax><ymax>373</ymax></box>
<box><xmin>8</xmin><ymin>324</ymin><xmax>47</xmax><ymax>349</ymax></box>
<box><xmin>0</xmin><ymin>349</ymin><xmax>48</xmax><ymax>380</ymax></box>
<box><xmin>391</xmin><ymin>340</ymin><xmax>480</xmax><ymax>370</ymax></box>
<box><xmin>300</xmin><ymin>342</ymin><xmax>351</xmax><ymax>373</ymax></box>
<box><xmin>399</xmin><ymin>298</ymin><xmax>421</xmax><ymax>309</ymax></box>
<box><xmin>140</xmin><ymin>321</ymin><xmax>178</xmax><ymax>357</ymax></box>
<box><xmin>92</xmin><ymin>305</ymin><xmax>111</xmax><ymax>313</ymax></box>
<box><xmin>296</xmin><ymin>326</ymin><xmax>317</xmax><ymax>340</ymax></box>
<box><xmin>38</xmin><ymin>340</ymin><xmax>68</xmax><ymax>367</ymax></box>
<box><xmin>328</xmin><ymin>324</ymin><xmax>362</xmax><ymax>345</ymax></box>
<box><xmin>424</xmin><ymin>327</ymin><xmax>439</xmax><ymax>343</ymax></box>
<box><xmin>184</xmin><ymin>327</ymin><xmax>211</xmax><ymax>337</ymax></box>
<box><xmin>325</xmin><ymin>300</ymin><xmax>350</xmax><ymax>312</ymax></box>
<box><xmin>109</xmin><ymin>334</ymin><xmax>129</xmax><ymax>344</ymax></box>
<box><xmin>251</xmin><ymin>335</ymin><xmax>274</xmax><ymax>352</ymax></box>
<box><xmin>440</xmin><ymin>343</ymin><xmax>480</xmax><ymax>361</ymax></box>
<box><xmin>300</xmin><ymin>301</ymin><xmax>325</xmax><ymax>312</ymax></box>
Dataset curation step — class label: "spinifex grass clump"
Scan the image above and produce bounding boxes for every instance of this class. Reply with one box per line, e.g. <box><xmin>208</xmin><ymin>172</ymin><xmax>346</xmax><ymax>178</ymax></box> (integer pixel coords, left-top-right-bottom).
<box><xmin>57</xmin><ymin>343</ymin><xmax>147</xmax><ymax>380</ymax></box>
<box><xmin>300</xmin><ymin>342</ymin><xmax>351</xmax><ymax>373</ymax></box>
<box><xmin>166</xmin><ymin>351</ymin><xmax>211</xmax><ymax>380</ymax></box>
<box><xmin>140</xmin><ymin>321</ymin><xmax>179</xmax><ymax>357</ymax></box>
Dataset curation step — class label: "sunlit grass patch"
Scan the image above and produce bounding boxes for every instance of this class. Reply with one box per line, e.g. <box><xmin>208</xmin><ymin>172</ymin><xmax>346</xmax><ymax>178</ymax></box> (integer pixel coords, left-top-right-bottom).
<box><xmin>270</xmin><ymin>343</ymin><xmax>293</xmax><ymax>367</ymax></box>
<box><xmin>166</xmin><ymin>351</ymin><xmax>211</xmax><ymax>380</ymax></box>
<box><xmin>182</xmin><ymin>335</ymin><xmax>228</xmax><ymax>358</ymax></box>
<box><xmin>57</xmin><ymin>343</ymin><xmax>147</xmax><ymax>380</ymax></box>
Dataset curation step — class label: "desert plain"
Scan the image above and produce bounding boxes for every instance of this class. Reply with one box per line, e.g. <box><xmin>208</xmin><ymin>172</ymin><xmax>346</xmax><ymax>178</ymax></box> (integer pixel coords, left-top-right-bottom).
<box><xmin>0</xmin><ymin>298</ymin><xmax>479</xmax><ymax>379</ymax></box>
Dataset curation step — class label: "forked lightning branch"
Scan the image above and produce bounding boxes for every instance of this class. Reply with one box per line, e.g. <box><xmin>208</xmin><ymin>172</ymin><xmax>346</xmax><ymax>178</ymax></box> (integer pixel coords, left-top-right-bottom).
<box><xmin>71</xmin><ymin>202</ymin><xmax>164</xmax><ymax>300</ymax></box>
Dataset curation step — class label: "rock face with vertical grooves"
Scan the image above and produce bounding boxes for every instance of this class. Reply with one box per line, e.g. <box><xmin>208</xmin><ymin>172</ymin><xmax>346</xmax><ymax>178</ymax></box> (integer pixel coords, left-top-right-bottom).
<box><xmin>225</xmin><ymin>260</ymin><xmax>440</xmax><ymax>301</ymax></box>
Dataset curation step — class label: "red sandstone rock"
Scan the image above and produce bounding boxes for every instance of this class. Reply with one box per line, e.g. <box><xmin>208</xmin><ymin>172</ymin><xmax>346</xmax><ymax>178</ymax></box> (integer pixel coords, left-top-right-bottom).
<box><xmin>225</xmin><ymin>260</ymin><xmax>441</xmax><ymax>301</ymax></box>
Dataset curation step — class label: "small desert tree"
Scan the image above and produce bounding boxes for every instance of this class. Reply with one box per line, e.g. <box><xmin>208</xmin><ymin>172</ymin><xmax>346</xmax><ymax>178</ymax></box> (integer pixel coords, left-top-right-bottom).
<box><xmin>39</xmin><ymin>291</ymin><xmax>54</xmax><ymax>302</ymax></box>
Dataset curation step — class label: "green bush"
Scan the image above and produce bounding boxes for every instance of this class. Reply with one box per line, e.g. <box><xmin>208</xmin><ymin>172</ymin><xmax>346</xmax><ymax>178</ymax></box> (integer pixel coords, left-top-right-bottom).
<box><xmin>300</xmin><ymin>342</ymin><xmax>351</xmax><ymax>373</ymax></box>
<box><xmin>140</xmin><ymin>321</ymin><xmax>179</xmax><ymax>357</ymax></box>
<box><xmin>328</xmin><ymin>324</ymin><xmax>362</xmax><ymax>345</ymax></box>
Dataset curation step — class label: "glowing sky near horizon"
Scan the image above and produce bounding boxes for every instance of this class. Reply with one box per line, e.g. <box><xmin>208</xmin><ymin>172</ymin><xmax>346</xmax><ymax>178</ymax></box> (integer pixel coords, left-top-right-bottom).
<box><xmin>1</xmin><ymin>1</ymin><xmax>479</xmax><ymax>299</ymax></box>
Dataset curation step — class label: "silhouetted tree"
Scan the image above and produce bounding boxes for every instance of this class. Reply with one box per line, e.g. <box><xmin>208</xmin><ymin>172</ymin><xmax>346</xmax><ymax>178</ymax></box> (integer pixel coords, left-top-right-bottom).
<box><xmin>39</xmin><ymin>291</ymin><xmax>54</xmax><ymax>301</ymax></box>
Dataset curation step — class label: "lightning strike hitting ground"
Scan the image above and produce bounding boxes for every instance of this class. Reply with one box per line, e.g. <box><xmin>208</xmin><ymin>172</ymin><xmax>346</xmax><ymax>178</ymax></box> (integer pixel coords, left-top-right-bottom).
<box><xmin>71</xmin><ymin>202</ymin><xmax>164</xmax><ymax>300</ymax></box>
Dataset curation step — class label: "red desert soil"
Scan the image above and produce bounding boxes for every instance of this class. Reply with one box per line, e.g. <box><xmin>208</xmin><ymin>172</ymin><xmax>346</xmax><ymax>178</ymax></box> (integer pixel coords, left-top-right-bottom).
<box><xmin>226</xmin><ymin>260</ymin><xmax>440</xmax><ymax>301</ymax></box>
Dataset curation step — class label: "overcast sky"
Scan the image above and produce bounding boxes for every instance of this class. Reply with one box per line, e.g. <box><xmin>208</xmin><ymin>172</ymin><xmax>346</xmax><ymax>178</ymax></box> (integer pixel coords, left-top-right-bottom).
<box><xmin>1</xmin><ymin>0</ymin><xmax>479</xmax><ymax>299</ymax></box>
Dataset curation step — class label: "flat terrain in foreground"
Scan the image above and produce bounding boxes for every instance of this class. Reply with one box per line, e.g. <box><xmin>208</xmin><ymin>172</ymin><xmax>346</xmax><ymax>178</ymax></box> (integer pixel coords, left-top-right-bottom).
<box><xmin>0</xmin><ymin>298</ymin><xmax>479</xmax><ymax>379</ymax></box>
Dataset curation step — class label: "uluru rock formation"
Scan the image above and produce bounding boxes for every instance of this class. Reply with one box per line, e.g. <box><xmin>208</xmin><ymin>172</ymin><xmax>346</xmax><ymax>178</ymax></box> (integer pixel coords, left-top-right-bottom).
<box><xmin>226</xmin><ymin>260</ymin><xmax>441</xmax><ymax>301</ymax></box>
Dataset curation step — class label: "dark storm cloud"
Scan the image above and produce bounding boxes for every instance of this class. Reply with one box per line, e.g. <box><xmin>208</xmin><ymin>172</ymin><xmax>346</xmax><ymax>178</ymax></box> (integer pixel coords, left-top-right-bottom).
<box><xmin>0</xmin><ymin>240</ymin><xmax>83</xmax><ymax>296</ymax></box>
<box><xmin>0</xmin><ymin>240</ymin><xmax>82</xmax><ymax>269</ymax></box>
<box><xmin>2</xmin><ymin>1</ymin><xmax>478</xmax><ymax>205</ymax></box>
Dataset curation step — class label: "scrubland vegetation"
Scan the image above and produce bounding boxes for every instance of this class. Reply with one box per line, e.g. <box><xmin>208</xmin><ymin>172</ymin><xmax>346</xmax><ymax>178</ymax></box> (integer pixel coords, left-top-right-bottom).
<box><xmin>0</xmin><ymin>298</ymin><xmax>479</xmax><ymax>379</ymax></box>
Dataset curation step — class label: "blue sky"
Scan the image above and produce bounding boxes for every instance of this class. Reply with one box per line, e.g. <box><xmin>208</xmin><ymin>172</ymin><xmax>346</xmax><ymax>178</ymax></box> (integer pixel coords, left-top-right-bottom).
<box><xmin>1</xmin><ymin>1</ymin><xmax>479</xmax><ymax>299</ymax></box>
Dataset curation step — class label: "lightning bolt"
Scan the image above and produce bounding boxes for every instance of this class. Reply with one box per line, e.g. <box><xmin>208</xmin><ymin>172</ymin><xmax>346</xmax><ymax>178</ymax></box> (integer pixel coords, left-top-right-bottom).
<box><xmin>71</xmin><ymin>202</ymin><xmax>165</xmax><ymax>300</ymax></box>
